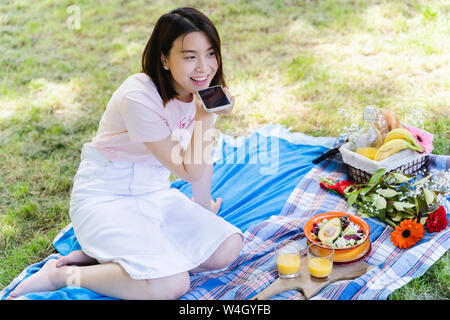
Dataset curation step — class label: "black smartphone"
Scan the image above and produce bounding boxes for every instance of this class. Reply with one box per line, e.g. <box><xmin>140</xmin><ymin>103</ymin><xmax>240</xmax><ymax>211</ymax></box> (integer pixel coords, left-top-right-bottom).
<box><xmin>197</xmin><ymin>85</ymin><xmax>232</xmax><ymax>112</ymax></box>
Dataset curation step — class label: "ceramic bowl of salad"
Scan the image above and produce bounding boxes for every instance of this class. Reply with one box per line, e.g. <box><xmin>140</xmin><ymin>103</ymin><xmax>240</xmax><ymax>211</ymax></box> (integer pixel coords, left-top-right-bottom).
<box><xmin>304</xmin><ymin>212</ymin><xmax>371</xmax><ymax>264</ymax></box>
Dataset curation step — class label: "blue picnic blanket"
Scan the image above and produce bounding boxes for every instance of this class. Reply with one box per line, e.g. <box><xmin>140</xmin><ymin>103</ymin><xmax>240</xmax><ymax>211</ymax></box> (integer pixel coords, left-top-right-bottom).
<box><xmin>1</xmin><ymin>124</ymin><xmax>448</xmax><ymax>300</ymax></box>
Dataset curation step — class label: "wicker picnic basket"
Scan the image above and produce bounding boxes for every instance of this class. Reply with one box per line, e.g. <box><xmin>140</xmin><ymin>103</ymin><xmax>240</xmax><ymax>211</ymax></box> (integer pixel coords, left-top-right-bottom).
<box><xmin>339</xmin><ymin>142</ymin><xmax>429</xmax><ymax>184</ymax></box>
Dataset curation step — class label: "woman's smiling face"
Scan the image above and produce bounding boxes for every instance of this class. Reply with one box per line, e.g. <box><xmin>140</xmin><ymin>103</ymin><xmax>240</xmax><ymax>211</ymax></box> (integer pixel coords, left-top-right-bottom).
<box><xmin>162</xmin><ymin>31</ymin><xmax>219</xmax><ymax>102</ymax></box>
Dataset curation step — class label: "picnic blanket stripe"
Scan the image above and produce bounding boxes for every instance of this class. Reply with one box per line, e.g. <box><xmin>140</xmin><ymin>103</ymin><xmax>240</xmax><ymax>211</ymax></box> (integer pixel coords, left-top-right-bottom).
<box><xmin>283</xmin><ymin>160</ymin><xmax>334</xmax><ymax>216</ymax></box>
<box><xmin>322</xmin><ymin>279</ymin><xmax>353</xmax><ymax>300</ymax></box>
<box><xmin>242</xmin><ymin>218</ymin><xmax>275</xmax><ymax>246</ymax></box>
<box><xmin>373</xmin><ymin>230</ymin><xmax>450</xmax><ymax>300</ymax></box>
<box><xmin>322</xmin><ymin>284</ymin><xmax>343</xmax><ymax>300</ymax></box>
<box><xmin>235</xmin><ymin>260</ymin><xmax>278</xmax><ymax>300</ymax></box>
<box><xmin>353</xmin><ymin>245</ymin><xmax>402</xmax><ymax>298</ymax></box>
<box><xmin>272</xmin><ymin>290</ymin><xmax>305</xmax><ymax>300</ymax></box>
<box><xmin>189</xmin><ymin>273</ymin><xmax>209</xmax><ymax>289</ymax></box>
<box><xmin>233</xmin><ymin>218</ymin><xmax>304</xmax><ymax>270</ymax></box>
<box><xmin>231</xmin><ymin>226</ymin><xmax>278</xmax><ymax>268</ymax></box>
<box><xmin>289</xmin><ymin>291</ymin><xmax>306</xmax><ymax>300</ymax></box>
<box><xmin>233</xmin><ymin>236</ymin><xmax>281</xmax><ymax>271</ymax></box>
<box><xmin>207</xmin><ymin>252</ymin><xmax>277</xmax><ymax>300</ymax></box>
<box><xmin>236</xmin><ymin>266</ymin><xmax>272</xmax><ymax>300</ymax></box>
<box><xmin>406</xmin><ymin>230</ymin><xmax>449</xmax><ymax>277</ymax></box>
<box><xmin>310</xmin><ymin>188</ymin><xmax>336</xmax><ymax>215</ymax></box>
<box><xmin>335</xmin><ymin>281</ymin><xmax>353</xmax><ymax>299</ymax></box>
<box><xmin>431</xmin><ymin>154</ymin><xmax>450</xmax><ymax>170</ymax></box>
<box><xmin>241</xmin><ymin>269</ymin><xmax>279</xmax><ymax>300</ymax></box>
<box><xmin>365</xmin><ymin>225</ymin><xmax>393</xmax><ymax>260</ymax></box>
<box><xmin>240</xmin><ymin>237</ymin><xmax>277</xmax><ymax>261</ymax></box>
<box><xmin>283</xmin><ymin>170</ymin><xmax>315</xmax><ymax>216</ymax></box>
<box><xmin>214</xmin><ymin>256</ymin><xmax>274</xmax><ymax>300</ymax></box>
<box><xmin>284</xmin><ymin>161</ymin><xmax>348</xmax><ymax>219</ymax></box>
<box><xmin>268</xmin><ymin>218</ymin><xmax>304</xmax><ymax>243</ymax></box>
<box><xmin>334</xmin><ymin>196</ymin><xmax>350</xmax><ymax>213</ymax></box>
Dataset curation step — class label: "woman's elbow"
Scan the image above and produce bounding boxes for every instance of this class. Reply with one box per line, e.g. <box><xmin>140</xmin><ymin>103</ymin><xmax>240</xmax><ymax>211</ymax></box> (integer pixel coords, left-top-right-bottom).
<box><xmin>185</xmin><ymin>171</ymin><xmax>203</xmax><ymax>183</ymax></box>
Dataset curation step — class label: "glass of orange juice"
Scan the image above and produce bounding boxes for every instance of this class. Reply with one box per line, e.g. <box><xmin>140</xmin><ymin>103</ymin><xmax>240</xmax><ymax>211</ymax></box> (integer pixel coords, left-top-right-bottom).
<box><xmin>307</xmin><ymin>243</ymin><xmax>334</xmax><ymax>281</ymax></box>
<box><xmin>275</xmin><ymin>241</ymin><xmax>302</xmax><ymax>278</ymax></box>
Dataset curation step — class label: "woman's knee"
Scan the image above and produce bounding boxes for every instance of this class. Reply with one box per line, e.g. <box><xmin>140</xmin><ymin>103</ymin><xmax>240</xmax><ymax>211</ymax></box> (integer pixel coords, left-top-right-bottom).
<box><xmin>210</xmin><ymin>233</ymin><xmax>243</xmax><ymax>269</ymax></box>
<box><xmin>143</xmin><ymin>272</ymin><xmax>190</xmax><ymax>300</ymax></box>
<box><xmin>225</xmin><ymin>233</ymin><xmax>243</xmax><ymax>261</ymax></box>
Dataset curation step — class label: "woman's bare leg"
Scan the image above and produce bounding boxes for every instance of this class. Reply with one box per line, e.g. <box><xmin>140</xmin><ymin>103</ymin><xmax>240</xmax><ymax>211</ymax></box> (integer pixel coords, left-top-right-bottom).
<box><xmin>7</xmin><ymin>259</ymin><xmax>190</xmax><ymax>300</ymax></box>
<box><xmin>6</xmin><ymin>233</ymin><xmax>242</xmax><ymax>299</ymax></box>
<box><xmin>189</xmin><ymin>232</ymin><xmax>243</xmax><ymax>273</ymax></box>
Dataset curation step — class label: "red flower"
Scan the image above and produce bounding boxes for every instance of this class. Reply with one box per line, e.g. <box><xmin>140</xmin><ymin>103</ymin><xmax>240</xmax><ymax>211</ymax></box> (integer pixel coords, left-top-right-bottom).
<box><xmin>425</xmin><ymin>206</ymin><xmax>448</xmax><ymax>233</ymax></box>
<box><xmin>320</xmin><ymin>180</ymin><xmax>355</xmax><ymax>196</ymax></box>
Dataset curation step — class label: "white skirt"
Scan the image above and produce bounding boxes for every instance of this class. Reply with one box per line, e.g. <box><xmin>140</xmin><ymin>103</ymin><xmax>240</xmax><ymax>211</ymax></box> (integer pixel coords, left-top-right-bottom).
<box><xmin>69</xmin><ymin>143</ymin><xmax>243</xmax><ymax>280</ymax></box>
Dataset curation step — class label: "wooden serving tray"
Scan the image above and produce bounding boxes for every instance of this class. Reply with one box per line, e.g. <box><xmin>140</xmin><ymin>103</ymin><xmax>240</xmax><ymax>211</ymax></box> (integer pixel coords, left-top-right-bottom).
<box><xmin>251</xmin><ymin>256</ymin><xmax>370</xmax><ymax>300</ymax></box>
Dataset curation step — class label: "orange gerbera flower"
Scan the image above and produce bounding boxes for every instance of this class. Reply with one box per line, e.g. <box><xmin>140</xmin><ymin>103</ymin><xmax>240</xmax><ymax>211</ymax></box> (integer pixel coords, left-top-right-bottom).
<box><xmin>390</xmin><ymin>219</ymin><xmax>424</xmax><ymax>249</ymax></box>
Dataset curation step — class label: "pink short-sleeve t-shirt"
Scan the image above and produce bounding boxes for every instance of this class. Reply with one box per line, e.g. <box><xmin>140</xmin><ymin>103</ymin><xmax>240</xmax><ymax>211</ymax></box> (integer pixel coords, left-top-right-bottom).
<box><xmin>91</xmin><ymin>73</ymin><xmax>198</xmax><ymax>165</ymax></box>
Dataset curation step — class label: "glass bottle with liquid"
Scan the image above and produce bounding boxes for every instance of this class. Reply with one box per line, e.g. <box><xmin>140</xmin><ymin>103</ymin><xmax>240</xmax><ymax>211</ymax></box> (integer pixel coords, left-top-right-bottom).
<box><xmin>354</xmin><ymin>106</ymin><xmax>383</xmax><ymax>160</ymax></box>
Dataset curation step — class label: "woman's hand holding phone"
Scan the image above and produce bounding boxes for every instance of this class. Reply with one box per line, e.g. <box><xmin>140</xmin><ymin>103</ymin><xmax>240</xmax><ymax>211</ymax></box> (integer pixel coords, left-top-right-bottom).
<box><xmin>215</xmin><ymin>87</ymin><xmax>234</xmax><ymax>115</ymax></box>
<box><xmin>196</xmin><ymin>85</ymin><xmax>235</xmax><ymax>115</ymax></box>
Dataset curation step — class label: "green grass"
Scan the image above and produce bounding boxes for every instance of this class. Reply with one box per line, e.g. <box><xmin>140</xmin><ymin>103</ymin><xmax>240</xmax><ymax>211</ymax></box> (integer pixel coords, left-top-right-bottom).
<box><xmin>0</xmin><ymin>0</ymin><xmax>449</xmax><ymax>299</ymax></box>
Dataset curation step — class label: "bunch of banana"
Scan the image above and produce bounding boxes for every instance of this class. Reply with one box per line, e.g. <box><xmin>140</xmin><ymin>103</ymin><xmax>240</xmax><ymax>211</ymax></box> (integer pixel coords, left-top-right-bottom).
<box><xmin>374</xmin><ymin>128</ymin><xmax>424</xmax><ymax>161</ymax></box>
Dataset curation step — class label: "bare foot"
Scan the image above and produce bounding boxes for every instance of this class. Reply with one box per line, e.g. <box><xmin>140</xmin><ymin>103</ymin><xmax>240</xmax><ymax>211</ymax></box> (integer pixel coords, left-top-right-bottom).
<box><xmin>6</xmin><ymin>259</ymin><xmax>66</xmax><ymax>300</ymax></box>
<box><xmin>56</xmin><ymin>250</ymin><xmax>98</xmax><ymax>267</ymax></box>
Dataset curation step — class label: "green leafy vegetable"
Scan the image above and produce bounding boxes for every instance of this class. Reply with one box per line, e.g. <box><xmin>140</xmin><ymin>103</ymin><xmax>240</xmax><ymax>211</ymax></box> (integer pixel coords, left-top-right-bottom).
<box><xmin>320</xmin><ymin>170</ymin><xmax>446</xmax><ymax>227</ymax></box>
